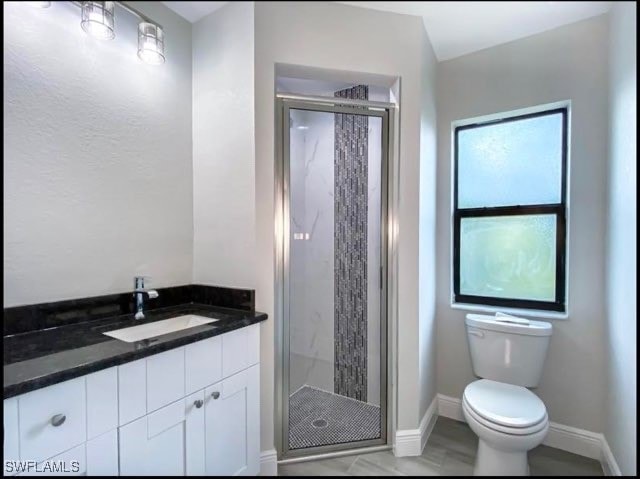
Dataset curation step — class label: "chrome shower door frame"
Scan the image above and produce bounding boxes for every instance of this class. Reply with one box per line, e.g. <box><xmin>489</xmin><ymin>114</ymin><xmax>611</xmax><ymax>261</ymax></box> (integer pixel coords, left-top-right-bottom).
<box><xmin>275</xmin><ymin>94</ymin><xmax>395</xmax><ymax>460</ymax></box>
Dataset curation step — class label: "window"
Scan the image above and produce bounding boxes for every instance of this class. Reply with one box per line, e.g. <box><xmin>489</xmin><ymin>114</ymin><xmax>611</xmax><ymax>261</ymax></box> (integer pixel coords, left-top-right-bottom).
<box><xmin>453</xmin><ymin>107</ymin><xmax>568</xmax><ymax>312</ymax></box>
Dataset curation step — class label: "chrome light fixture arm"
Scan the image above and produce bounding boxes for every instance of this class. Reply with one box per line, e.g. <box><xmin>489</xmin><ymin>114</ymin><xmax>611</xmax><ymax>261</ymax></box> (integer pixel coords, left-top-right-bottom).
<box><xmin>68</xmin><ymin>1</ymin><xmax>166</xmax><ymax>64</ymax></box>
<box><xmin>71</xmin><ymin>1</ymin><xmax>163</xmax><ymax>30</ymax></box>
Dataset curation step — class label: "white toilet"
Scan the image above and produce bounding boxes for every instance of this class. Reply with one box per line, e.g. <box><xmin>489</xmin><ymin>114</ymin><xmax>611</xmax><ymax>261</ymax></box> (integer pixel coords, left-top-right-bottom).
<box><xmin>463</xmin><ymin>313</ymin><xmax>552</xmax><ymax>476</ymax></box>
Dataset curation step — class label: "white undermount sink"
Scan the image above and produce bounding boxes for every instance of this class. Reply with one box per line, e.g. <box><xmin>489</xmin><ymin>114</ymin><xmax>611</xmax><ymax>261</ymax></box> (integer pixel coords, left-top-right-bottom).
<box><xmin>103</xmin><ymin>315</ymin><xmax>219</xmax><ymax>343</ymax></box>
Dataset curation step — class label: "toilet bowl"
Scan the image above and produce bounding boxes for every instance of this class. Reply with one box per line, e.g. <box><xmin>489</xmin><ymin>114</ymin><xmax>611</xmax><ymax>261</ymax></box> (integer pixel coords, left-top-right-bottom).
<box><xmin>462</xmin><ymin>379</ymin><xmax>549</xmax><ymax>476</ymax></box>
<box><xmin>463</xmin><ymin>314</ymin><xmax>553</xmax><ymax>475</ymax></box>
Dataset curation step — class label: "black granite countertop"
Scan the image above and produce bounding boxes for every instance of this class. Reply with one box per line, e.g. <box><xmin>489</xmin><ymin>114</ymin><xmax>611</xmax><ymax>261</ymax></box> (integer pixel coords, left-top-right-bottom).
<box><xmin>3</xmin><ymin>304</ymin><xmax>267</xmax><ymax>399</ymax></box>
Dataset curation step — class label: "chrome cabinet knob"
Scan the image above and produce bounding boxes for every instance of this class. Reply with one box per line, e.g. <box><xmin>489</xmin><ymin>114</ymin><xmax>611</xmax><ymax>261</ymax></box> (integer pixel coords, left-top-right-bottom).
<box><xmin>51</xmin><ymin>414</ymin><xmax>66</xmax><ymax>427</ymax></box>
<box><xmin>194</xmin><ymin>399</ymin><xmax>203</xmax><ymax>409</ymax></box>
<box><xmin>211</xmin><ymin>391</ymin><xmax>220</xmax><ymax>400</ymax></box>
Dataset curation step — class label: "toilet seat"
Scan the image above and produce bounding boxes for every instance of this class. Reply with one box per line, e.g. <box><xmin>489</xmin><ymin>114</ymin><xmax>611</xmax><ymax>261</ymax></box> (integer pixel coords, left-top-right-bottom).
<box><xmin>463</xmin><ymin>379</ymin><xmax>548</xmax><ymax>435</ymax></box>
<box><xmin>463</xmin><ymin>398</ymin><xmax>548</xmax><ymax>436</ymax></box>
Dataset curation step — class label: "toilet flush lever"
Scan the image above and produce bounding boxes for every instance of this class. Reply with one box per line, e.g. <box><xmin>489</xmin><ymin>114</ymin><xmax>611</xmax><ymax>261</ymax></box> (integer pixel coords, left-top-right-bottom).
<box><xmin>468</xmin><ymin>329</ymin><xmax>484</xmax><ymax>338</ymax></box>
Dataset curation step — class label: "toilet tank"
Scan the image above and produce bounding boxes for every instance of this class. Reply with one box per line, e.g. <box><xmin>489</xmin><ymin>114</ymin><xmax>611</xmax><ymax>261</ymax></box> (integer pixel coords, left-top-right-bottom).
<box><xmin>465</xmin><ymin>314</ymin><xmax>552</xmax><ymax>387</ymax></box>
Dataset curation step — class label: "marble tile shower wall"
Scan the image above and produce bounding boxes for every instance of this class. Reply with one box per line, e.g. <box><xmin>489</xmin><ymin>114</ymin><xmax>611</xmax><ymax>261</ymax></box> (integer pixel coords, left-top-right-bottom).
<box><xmin>334</xmin><ymin>85</ymin><xmax>369</xmax><ymax>402</ymax></box>
<box><xmin>289</xmin><ymin>109</ymin><xmax>336</xmax><ymax>394</ymax></box>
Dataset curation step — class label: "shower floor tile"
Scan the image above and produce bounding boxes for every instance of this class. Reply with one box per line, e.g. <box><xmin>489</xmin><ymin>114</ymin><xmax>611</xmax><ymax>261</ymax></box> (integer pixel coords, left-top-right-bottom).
<box><xmin>289</xmin><ymin>385</ymin><xmax>381</xmax><ymax>450</ymax></box>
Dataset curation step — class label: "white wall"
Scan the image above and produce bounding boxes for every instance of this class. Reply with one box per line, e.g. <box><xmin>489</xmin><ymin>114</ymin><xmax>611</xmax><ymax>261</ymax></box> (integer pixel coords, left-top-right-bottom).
<box><xmin>254</xmin><ymin>1</ymin><xmax>438</xmax><ymax>452</ymax></box>
<box><xmin>3</xmin><ymin>1</ymin><xmax>193</xmax><ymax>306</ymax></box>
<box><xmin>418</xmin><ymin>25</ymin><xmax>439</xmax><ymax>420</ymax></box>
<box><xmin>605</xmin><ymin>2</ymin><xmax>637</xmax><ymax>475</ymax></box>
<box><xmin>436</xmin><ymin>16</ymin><xmax>609</xmax><ymax>433</ymax></box>
<box><xmin>192</xmin><ymin>1</ymin><xmax>255</xmax><ymax>289</ymax></box>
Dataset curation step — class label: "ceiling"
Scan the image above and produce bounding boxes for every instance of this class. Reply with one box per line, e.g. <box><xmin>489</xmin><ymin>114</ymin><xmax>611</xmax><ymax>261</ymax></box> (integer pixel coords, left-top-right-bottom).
<box><xmin>162</xmin><ymin>1</ymin><xmax>612</xmax><ymax>61</ymax></box>
<box><xmin>339</xmin><ymin>1</ymin><xmax>612</xmax><ymax>60</ymax></box>
<box><xmin>161</xmin><ymin>1</ymin><xmax>227</xmax><ymax>23</ymax></box>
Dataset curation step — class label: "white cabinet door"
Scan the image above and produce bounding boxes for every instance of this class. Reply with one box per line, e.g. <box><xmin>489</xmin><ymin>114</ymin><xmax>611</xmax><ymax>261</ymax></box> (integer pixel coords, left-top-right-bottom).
<box><xmin>185</xmin><ymin>390</ymin><xmax>205</xmax><ymax>476</ymax></box>
<box><xmin>119</xmin><ymin>399</ymin><xmax>185</xmax><ymax>476</ymax></box>
<box><xmin>86</xmin><ymin>429</ymin><xmax>118</xmax><ymax>476</ymax></box>
<box><xmin>204</xmin><ymin>364</ymin><xmax>260</xmax><ymax>476</ymax></box>
<box><xmin>119</xmin><ymin>393</ymin><xmax>206</xmax><ymax>476</ymax></box>
<box><xmin>4</xmin><ymin>397</ymin><xmax>19</xmax><ymax>475</ymax></box>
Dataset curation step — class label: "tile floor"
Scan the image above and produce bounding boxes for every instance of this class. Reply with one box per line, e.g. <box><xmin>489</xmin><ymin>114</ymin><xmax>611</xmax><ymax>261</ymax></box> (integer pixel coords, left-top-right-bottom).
<box><xmin>279</xmin><ymin>417</ymin><xmax>604</xmax><ymax>476</ymax></box>
<box><xmin>289</xmin><ymin>386</ymin><xmax>381</xmax><ymax>450</ymax></box>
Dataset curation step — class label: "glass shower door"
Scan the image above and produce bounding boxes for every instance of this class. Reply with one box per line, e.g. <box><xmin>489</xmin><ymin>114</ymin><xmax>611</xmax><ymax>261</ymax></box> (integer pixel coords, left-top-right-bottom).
<box><xmin>282</xmin><ymin>95</ymin><xmax>388</xmax><ymax>457</ymax></box>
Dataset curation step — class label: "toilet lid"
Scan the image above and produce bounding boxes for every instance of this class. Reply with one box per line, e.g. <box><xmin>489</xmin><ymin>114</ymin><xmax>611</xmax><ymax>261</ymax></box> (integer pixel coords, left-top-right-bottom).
<box><xmin>463</xmin><ymin>379</ymin><xmax>547</xmax><ymax>428</ymax></box>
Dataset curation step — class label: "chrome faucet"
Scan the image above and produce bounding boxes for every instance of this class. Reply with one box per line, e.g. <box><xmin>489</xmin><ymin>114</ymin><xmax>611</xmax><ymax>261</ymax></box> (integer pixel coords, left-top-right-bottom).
<box><xmin>134</xmin><ymin>276</ymin><xmax>159</xmax><ymax>320</ymax></box>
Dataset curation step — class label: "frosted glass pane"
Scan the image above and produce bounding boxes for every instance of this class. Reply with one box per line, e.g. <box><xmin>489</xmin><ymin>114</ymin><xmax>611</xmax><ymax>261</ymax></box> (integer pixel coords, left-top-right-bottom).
<box><xmin>460</xmin><ymin>214</ymin><xmax>557</xmax><ymax>301</ymax></box>
<box><xmin>458</xmin><ymin>113</ymin><xmax>563</xmax><ymax>208</ymax></box>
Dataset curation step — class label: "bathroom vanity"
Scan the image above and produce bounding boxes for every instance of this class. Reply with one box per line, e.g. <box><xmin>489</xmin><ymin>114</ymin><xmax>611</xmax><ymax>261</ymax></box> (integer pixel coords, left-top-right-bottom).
<box><xmin>3</xmin><ymin>300</ymin><xmax>266</xmax><ymax>476</ymax></box>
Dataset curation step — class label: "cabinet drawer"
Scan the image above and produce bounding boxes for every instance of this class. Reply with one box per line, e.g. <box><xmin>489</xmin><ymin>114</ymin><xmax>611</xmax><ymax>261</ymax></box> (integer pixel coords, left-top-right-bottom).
<box><xmin>185</xmin><ymin>335</ymin><xmax>222</xmax><ymax>395</ymax></box>
<box><xmin>222</xmin><ymin>324</ymin><xmax>260</xmax><ymax>378</ymax></box>
<box><xmin>19</xmin><ymin>377</ymin><xmax>86</xmax><ymax>463</ymax></box>
<box><xmin>19</xmin><ymin>442</ymin><xmax>86</xmax><ymax>476</ymax></box>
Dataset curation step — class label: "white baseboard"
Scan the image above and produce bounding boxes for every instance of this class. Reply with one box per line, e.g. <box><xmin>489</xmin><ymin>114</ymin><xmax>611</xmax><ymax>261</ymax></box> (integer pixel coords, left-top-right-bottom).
<box><xmin>259</xmin><ymin>449</ymin><xmax>278</xmax><ymax>476</ymax></box>
<box><xmin>600</xmin><ymin>437</ymin><xmax>622</xmax><ymax>476</ymax></box>
<box><xmin>394</xmin><ymin>395</ymin><xmax>438</xmax><ymax>457</ymax></box>
<box><xmin>421</xmin><ymin>396</ymin><xmax>439</xmax><ymax>452</ymax></box>
<box><xmin>544</xmin><ymin>421</ymin><xmax>602</xmax><ymax>460</ymax></box>
<box><xmin>437</xmin><ymin>393</ymin><xmax>465</xmax><ymax>422</ymax></box>
<box><xmin>436</xmin><ymin>394</ymin><xmax>621</xmax><ymax>474</ymax></box>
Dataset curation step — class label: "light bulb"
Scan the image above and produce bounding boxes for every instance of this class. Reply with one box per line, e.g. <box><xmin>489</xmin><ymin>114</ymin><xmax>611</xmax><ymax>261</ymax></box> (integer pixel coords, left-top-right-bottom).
<box><xmin>81</xmin><ymin>1</ymin><xmax>115</xmax><ymax>40</ymax></box>
<box><xmin>137</xmin><ymin>22</ymin><xmax>165</xmax><ymax>65</ymax></box>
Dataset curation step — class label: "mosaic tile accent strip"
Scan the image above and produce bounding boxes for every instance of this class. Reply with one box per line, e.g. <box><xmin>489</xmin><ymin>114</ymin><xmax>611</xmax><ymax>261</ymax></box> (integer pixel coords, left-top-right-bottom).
<box><xmin>334</xmin><ymin>85</ymin><xmax>369</xmax><ymax>401</ymax></box>
<box><xmin>288</xmin><ymin>385</ymin><xmax>381</xmax><ymax>450</ymax></box>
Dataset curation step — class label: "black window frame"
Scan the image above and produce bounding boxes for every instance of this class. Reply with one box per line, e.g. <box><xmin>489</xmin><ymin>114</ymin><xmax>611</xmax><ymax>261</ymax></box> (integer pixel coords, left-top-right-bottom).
<box><xmin>453</xmin><ymin>107</ymin><xmax>568</xmax><ymax>312</ymax></box>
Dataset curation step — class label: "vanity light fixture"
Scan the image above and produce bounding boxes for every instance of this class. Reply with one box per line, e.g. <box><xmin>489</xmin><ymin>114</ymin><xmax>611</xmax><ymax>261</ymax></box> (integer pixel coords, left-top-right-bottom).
<box><xmin>137</xmin><ymin>22</ymin><xmax>165</xmax><ymax>65</ymax></box>
<box><xmin>80</xmin><ymin>1</ymin><xmax>115</xmax><ymax>40</ymax></box>
<box><xmin>27</xmin><ymin>1</ymin><xmax>166</xmax><ymax>65</ymax></box>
